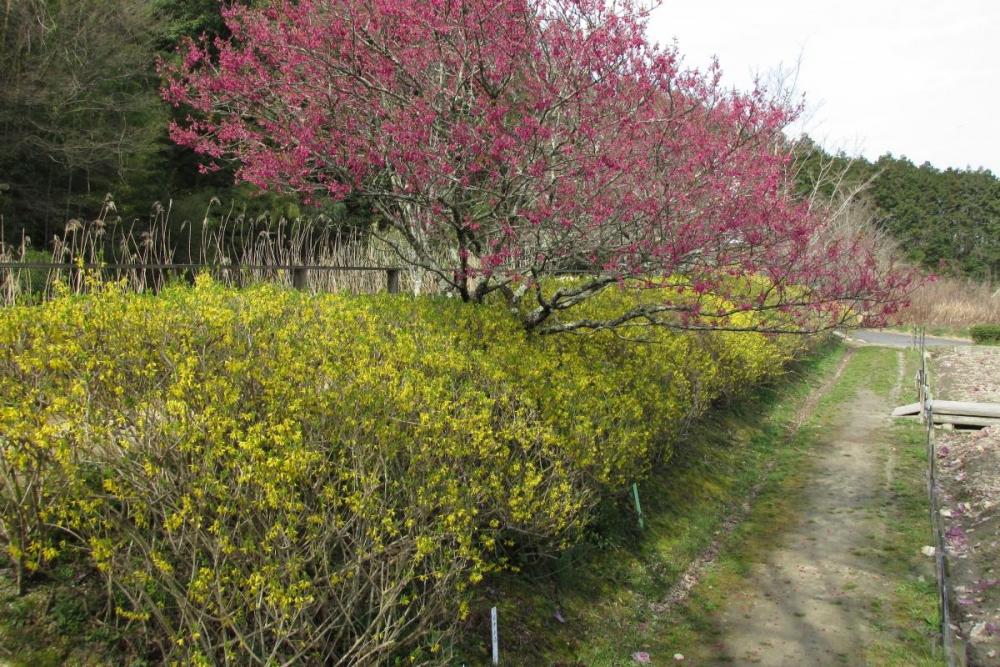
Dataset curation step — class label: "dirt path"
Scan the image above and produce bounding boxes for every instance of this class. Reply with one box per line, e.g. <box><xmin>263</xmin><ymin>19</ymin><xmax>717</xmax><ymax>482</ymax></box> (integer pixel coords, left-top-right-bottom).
<box><xmin>711</xmin><ymin>350</ymin><xmax>907</xmax><ymax>665</ymax></box>
<box><xmin>654</xmin><ymin>350</ymin><xmax>858</xmax><ymax>616</ymax></box>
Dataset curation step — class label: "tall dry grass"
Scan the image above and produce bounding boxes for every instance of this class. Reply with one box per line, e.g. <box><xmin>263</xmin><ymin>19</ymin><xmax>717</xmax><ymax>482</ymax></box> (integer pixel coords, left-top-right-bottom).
<box><xmin>794</xmin><ymin>157</ymin><xmax>998</xmax><ymax>333</ymax></box>
<box><xmin>896</xmin><ymin>276</ymin><xmax>1000</xmax><ymax>330</ymax></box>
<box><xmin>1</xmin><ymin>196</ymin><xmax>436</xmax><ymax>305</ymax></box>
<box><xmin>0</xmin><ymin>231</ymin><xmax>30</xmax><ymax>305</ymax></box>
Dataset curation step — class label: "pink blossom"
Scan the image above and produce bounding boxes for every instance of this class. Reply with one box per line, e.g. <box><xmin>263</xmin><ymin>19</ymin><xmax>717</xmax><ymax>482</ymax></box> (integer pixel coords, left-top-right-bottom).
<box><xmin>162</xmin><ymin>0</ymin><xmax>911</xmax><ymax>329</ymax></box>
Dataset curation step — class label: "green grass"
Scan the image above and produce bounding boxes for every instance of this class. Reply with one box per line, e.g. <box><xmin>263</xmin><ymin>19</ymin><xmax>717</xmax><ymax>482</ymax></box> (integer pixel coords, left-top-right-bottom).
<box><xmin>464</xmin><ymin>345</ymin><xmax>942</xmax><ymax>666</ymax></box>
<box><xmin>970</xmin><ymin>324</ymin><xmax>1000</xmax><ymax>345</ymax></box>
<box><xmin>0</xmin><ymin>559</ymin><xmax>124</xmax><ymax>666</ymax></box>
<box><xmin>862</xmin><ymin>417</ymin><xmax>942</xmax><ymax>666</ymax></box>
<box><xmin>456</xmin><ymin>341</ymin><xmax>848</xmax><ymax>664</ymax></box>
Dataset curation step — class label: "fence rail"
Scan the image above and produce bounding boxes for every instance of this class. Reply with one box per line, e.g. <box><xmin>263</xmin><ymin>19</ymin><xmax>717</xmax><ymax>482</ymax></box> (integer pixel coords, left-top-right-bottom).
<box><xmin>0</xmin><ymin>261</ymin><xmax>405</xmax><ymax>295</ymax></box>
<box><xmin>0</xmin><ymin>262</ymin><xmax>402</xmax><ymax>271</ymax></box>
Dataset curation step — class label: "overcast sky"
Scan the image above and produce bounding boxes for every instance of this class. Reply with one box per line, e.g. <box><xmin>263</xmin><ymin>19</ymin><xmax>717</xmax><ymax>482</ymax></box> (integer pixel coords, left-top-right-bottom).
<box><xmin>647</xmin><ymin>0</ymin><xmax>1000</xmax><ymax>174</ymax></box>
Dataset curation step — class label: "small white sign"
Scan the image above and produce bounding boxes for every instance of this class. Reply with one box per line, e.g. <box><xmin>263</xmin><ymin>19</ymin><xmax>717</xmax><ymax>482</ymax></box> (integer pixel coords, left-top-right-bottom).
<box><xmin>491</xmin><ymin>606</ymin><xmax>499</xmax><ymax>665</ymax></box>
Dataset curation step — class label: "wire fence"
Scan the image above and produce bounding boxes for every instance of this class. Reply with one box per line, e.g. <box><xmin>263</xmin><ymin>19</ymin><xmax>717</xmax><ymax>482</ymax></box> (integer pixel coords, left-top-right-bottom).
<box><xmin>915</xmin><ymin>329</ymin><xmax>962</xmax><ymax>667</ymax></box>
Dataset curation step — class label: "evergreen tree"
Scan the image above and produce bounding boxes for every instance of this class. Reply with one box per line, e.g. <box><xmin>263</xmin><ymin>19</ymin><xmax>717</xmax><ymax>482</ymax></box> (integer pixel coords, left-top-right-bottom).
<box><xmin>0</xmin><ymin>0</ymin><xmax>164</xmax><ymax>246</ymax></box>
<box><xmin>796</xmin><ymin>138</ymin><xmax>1000</xmax><ymax>280</ymax></box>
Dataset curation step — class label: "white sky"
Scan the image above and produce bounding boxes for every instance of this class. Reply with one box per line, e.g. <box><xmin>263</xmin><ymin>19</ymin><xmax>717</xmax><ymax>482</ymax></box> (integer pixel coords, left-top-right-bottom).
<box><xmin>647</xmin><ymin>0</ymin><xmax>1000</xmax><ymax>174</ymax></box>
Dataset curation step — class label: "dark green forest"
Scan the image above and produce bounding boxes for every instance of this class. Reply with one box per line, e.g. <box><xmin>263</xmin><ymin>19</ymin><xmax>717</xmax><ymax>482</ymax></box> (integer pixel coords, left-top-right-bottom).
<box><xmin>0</xmin><ymin>0</ymin><xmax>368</xmax><ymax>256</ymax></box>
<box><xmin>1</xmin><ymin>0</ymin><xmax>224</xmax><ymax>247</ymax></box>
<box><xmin>795</xmin><ymin>138</ymin><xmax>1000</xmax><ymax>279</ymax></box>
<box><xmin>2</xmin><ymin>1</ymin><xmax>998</xmax><ymax>277</ymax></box>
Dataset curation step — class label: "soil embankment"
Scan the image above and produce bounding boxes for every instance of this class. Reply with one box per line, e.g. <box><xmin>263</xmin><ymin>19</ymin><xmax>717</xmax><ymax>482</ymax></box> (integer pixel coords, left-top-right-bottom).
<box><xmin>932</xmin><ymin>347</ymin><xmax>1000</xmax><ymax>666</ymax></box>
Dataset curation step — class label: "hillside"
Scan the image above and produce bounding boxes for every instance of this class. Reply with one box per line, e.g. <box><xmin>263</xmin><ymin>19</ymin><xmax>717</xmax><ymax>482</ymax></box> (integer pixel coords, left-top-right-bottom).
<box><xmin>796</xmin><ymin>137</ymin><xmax>1000</xmax><ymax>280</ymax></box>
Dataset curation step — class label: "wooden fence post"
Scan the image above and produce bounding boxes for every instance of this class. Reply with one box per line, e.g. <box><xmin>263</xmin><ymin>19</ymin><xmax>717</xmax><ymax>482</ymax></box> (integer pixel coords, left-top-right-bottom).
<box><xmin>292</xmin><ymin>267</ymin><xmax>308</xmax><ymax>290</ymax></box>
<box><xmin>386</xmin><ymin>268</ymin><xmax>401</xmax><ymax>294</ymax></box>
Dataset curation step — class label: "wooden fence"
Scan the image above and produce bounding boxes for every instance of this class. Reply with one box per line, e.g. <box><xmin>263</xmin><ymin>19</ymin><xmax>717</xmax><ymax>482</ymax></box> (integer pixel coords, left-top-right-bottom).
<box><xmin>0</xmin><ymin>261</ymin><xmax>404</xmax><ymax>300</ymax></box>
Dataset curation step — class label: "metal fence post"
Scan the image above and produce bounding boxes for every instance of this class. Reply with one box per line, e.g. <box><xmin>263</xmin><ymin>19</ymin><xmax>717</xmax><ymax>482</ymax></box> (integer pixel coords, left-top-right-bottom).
<box><xmin>919</xmin><ymin>331</ymin><xmax>959</xmax><ymax>667</ymax></box>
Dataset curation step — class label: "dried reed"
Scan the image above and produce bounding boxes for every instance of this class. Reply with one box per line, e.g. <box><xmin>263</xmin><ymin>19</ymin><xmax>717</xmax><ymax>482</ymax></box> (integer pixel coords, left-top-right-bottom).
<box><xmin>1</xmin><ymin>195</ymin><xmax>435</xmax><ymax>305</ymax></box>
<box><xmin>0</xmin><ymin>226</ymin><xmax>30</xmax><ymax>305</ymax></box>
<box><xmin>897</xmin><ymin>276</ymin><xmax>1000</xmax><ymax>330</ymax></box>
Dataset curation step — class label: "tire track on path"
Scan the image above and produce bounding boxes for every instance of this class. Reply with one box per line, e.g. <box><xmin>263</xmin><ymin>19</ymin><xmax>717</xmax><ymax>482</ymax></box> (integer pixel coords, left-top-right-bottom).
<box><xmin>707</xmin><ymin>349</ymin><xmax>907</xmax><ymax>665</ymax></box>
<box><xmin>652</xmin><ymin>347</ymin><xmax>857</xmax><ymax>616</ymax></box>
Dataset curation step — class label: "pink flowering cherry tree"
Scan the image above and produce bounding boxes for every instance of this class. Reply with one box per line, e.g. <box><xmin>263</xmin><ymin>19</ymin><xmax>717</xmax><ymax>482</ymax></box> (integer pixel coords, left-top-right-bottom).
<box><xmin>162</xmin><ymin>0</ymin><xmax>911</xmax><ymax>333</ymax></box>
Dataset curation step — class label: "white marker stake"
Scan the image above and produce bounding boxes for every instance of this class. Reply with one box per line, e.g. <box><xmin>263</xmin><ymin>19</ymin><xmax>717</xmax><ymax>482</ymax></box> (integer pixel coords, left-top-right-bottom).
<box><xmin>490</xmin><ymin>606</ymin><xmax>499</xmax><ymax>665</ymax></box>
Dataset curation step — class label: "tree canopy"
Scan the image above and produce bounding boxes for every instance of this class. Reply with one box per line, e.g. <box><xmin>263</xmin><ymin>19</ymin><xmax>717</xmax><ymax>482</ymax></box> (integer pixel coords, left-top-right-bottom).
<box><xmin>0</xmin><ymin>0</ymin><xmax>163</xmax><ymax>244</ymax></box>
<box><xmin>794</xmin><ymin>138</ymin><xmax>1000</xmax><ymax>280</ymax></box>
<box><xmin>4</xmin><ymin>1</ymin><xmax>994</xmax><ymax>310</ymax></box>
<box><xmin>163</xmin><ymin>0</ymin><xmax>909</xmax><ymax>333</ymax></box>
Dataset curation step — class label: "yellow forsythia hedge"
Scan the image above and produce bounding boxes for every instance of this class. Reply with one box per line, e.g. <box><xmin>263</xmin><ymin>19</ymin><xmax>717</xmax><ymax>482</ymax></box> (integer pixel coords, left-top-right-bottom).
<box><xmin>0</xmin><ymin>277</ymin><xmax>799</xmax><ymax>664</ymax></box>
